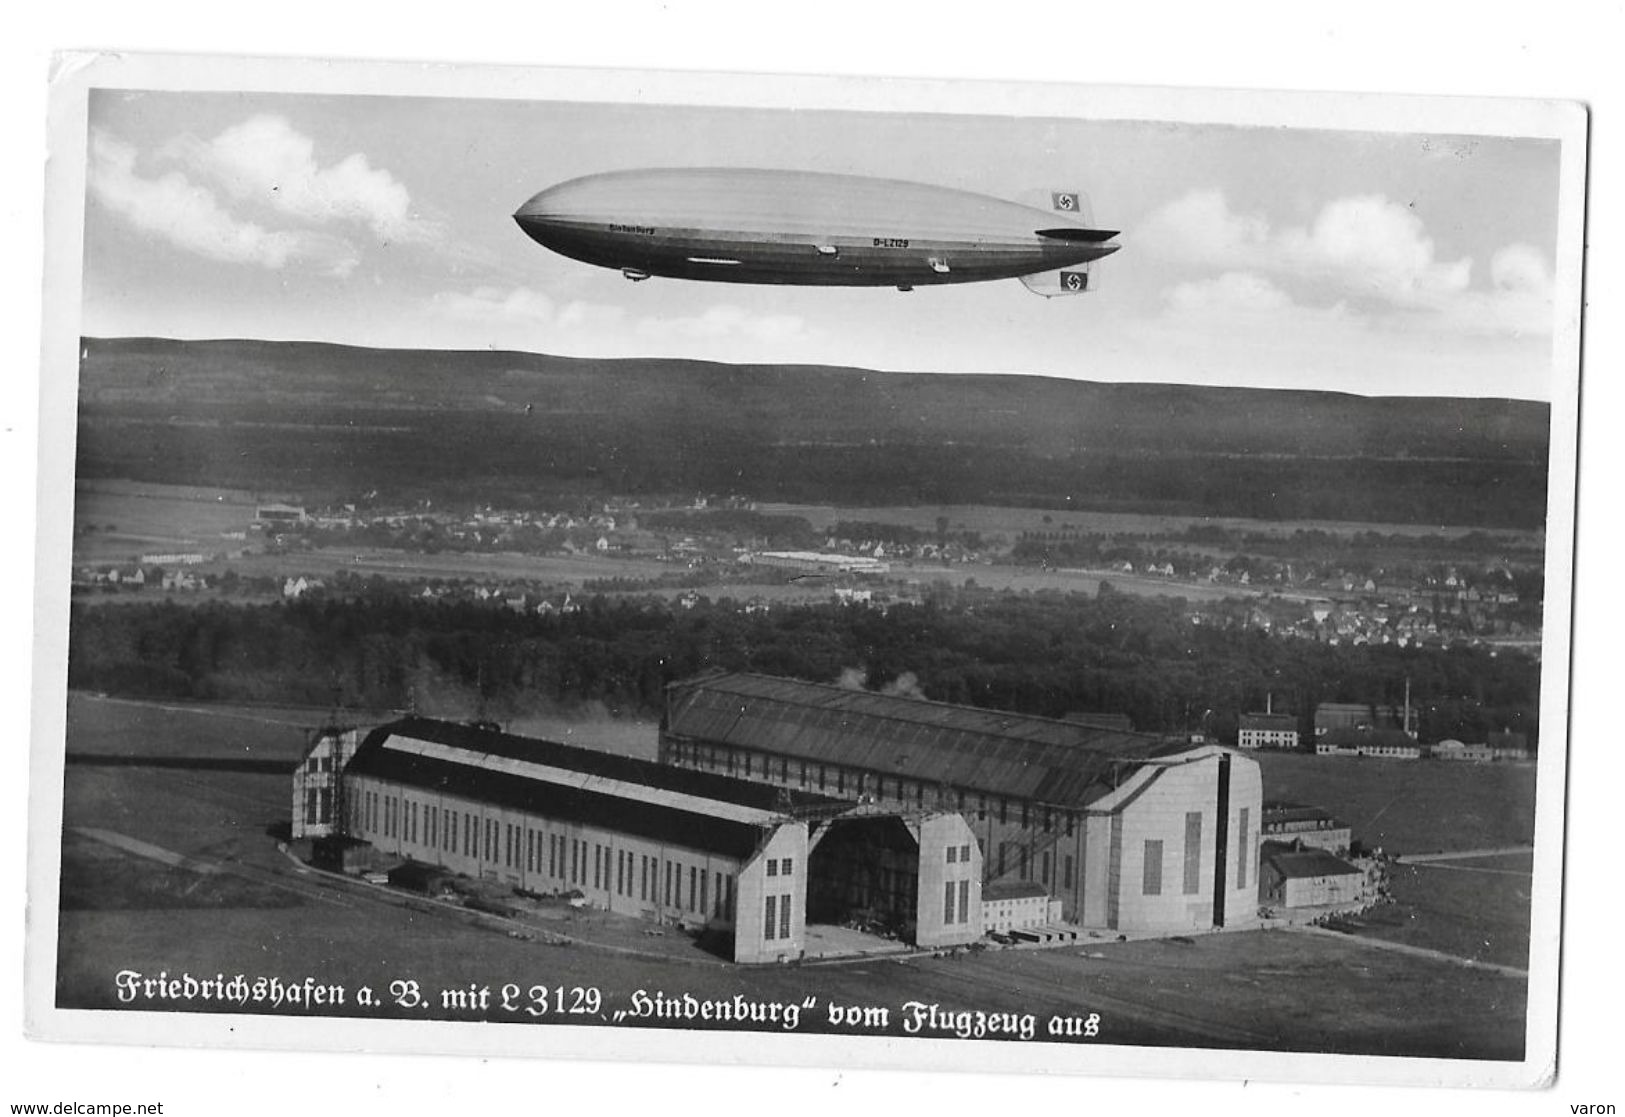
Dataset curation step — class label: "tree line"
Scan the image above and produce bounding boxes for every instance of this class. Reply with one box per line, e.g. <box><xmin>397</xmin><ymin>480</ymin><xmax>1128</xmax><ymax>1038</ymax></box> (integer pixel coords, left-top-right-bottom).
<box><xmin>65</xmin><ymin>587</ymin><xmax>1541</xmax><ymax>748</ymax></box>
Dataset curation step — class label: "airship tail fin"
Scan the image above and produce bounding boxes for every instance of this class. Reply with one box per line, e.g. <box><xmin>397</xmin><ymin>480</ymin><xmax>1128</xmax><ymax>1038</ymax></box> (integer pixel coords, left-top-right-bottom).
<box><xmin>1024</xmin><ymin>188</ymin><xmax>1096</xmax><ymax>226</ymax></box>
<box><xmin>1019</xmin><ymin>264</ymin><xmax>1097</xmax><ymax>297</ymax></box>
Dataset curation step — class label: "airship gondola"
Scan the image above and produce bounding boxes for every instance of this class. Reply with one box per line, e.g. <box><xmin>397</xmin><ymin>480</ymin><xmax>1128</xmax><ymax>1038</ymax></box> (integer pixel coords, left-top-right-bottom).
<box><xmin>513</xmin><ymin>168</ymin><xmax>1119</xmax><ymax>296</ymax></box>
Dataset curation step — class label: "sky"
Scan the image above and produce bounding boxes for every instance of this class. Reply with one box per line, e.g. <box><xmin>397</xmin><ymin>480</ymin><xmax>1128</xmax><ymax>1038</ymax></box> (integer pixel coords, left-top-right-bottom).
<box><xmin>81</xmin><ymin>88</ymin><xmax>1567</xmax><ymax>400</ymax></box>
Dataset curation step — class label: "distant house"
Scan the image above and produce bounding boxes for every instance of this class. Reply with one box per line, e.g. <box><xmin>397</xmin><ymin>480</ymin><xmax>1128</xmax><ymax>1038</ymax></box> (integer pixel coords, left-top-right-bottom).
<box><xmin>256</xmin><ymin>502</ymin><xmax>307</xmax><ymax>525</ymax></box>
<box><xmin>1313</xmin><ymin>702</ymin><xmax>1409</xmax><ymax>737</ymax></box>
<box><xmin>1238</xmin><ymin>713</ymin><xmax>1299</xmax><ymax>751</ymax></box>
<box><xmin>1486</xmin><ymin>730</ymin><xmax>1532</xmax><ymax>762</ymax></box>
<box><xmin>1431</xmin><ymin>739</ymin><xmax>1495</xmax><ymax>763</ymax></box>
<box><xmin>1261</xmin><ymin>803</ymin><xmax>1352</xmax><ymax>854</ymax></box>
<box><xmin>1315</xmin><ymin>728</ymin><xmax>1422</xmax><ymax>760</ymax></box>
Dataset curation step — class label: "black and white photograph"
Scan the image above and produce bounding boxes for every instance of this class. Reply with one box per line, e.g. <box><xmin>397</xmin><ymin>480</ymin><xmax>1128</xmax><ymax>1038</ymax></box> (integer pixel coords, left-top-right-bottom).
<box><xmin>16</xmin><ymin>24</ymin><xmax>1599</xmax><ymax>1112</ymax></box>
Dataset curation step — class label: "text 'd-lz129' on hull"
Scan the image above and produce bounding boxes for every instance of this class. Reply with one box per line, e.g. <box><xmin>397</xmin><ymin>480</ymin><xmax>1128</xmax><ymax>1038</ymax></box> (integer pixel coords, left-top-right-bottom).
<box><xmin>513</xmin><ymin>168</ymin><xmax>1120</xmax><ymax>295</ymax></box>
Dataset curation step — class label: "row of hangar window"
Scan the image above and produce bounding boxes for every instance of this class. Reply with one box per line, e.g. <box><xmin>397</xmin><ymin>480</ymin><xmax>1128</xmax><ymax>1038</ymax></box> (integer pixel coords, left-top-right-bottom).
<box><xmin>1138</xmin><ymin>808</ymin><xmax>1252</xmax><ymax>897</ymax></box>
<box><xmin>666</xmin><ymin>742</ymin><xmax>1079</xmax><ymax>833</ymax></box>
<box><xmin>354</xmin><ymin>787</ymin><xmax>739</xmax><ymax>920</ymax></box>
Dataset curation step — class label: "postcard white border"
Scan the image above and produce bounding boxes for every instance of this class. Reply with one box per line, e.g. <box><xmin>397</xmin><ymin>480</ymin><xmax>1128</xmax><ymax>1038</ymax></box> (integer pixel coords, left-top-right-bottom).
<box><xmin>27</xmin><ymin>48</ymin><xmax>1588</xmax><ymax>1096</ymax></box>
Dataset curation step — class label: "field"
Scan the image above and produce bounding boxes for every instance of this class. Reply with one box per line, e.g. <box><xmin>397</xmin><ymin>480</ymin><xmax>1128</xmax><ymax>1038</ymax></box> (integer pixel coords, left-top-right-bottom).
<box><xmin>226</xmin><ymin>546</ymin><xmax>678</xmax><ymax>586</ymax></box>
<box><xmin>886</xmin><ymin>560</ymin><xmax>1251</xmax><ymax>602</ymax></box>
<box><xmin>73</xmin><ymin>479</ymin><xmax>262</xmax><ymax>564</ymax></box>
<box><xmin>1253</xmin><ymin>752</ymin><xmax>1538</xmax><ymax>855</ymax></box>
<box><xmin>1358</xmin><ymin>853</ymin><xmax>1535</xmax><ymax>970</ymax></box>
<box><xmin>759</xmin><ymin>500</ymin><xmax>1546</xmax><ymax>547</ymax></box>
<box><xmin>46</xmin><ymin>695</ymin><xmax>1536</xmax><ymax>1059</ymax></box>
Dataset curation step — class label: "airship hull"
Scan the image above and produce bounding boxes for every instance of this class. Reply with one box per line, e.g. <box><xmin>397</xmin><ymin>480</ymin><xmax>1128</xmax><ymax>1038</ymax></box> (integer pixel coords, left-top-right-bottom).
<box><xmin>514</xmin><ymin>169</ymin><xmax>1118</xmax><ymax>289</ymax></box>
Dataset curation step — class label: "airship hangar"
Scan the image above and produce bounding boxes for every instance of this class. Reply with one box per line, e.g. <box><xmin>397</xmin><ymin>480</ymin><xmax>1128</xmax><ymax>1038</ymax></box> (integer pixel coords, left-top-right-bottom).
<box><xmin>513</xmin><ymin>168</ymin><xmax>1120</xmax><ymax>295</ymax></box>
<box><xmin>293</xmin><ymin>671</ymin><xmax>1261</xmax><ymax>964</ymax></box>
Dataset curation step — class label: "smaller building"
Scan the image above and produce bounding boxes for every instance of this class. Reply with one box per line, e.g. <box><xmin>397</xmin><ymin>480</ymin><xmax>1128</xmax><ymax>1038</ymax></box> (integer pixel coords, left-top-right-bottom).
<box><xmin>1260</xmin><ymin>844</ymin><xmax>1364</xmax><ymax>909</ymax></box>
<box><xmin>1315</xmin><ymin>728</ymin><xmax>1422</xmax><ymax>759</ymax></box>
<box><xmin>1238</xmin><ymin>713</ymin><xmax>1299</xmax><ymax>750</ymax></box>
<box><xmin>741</xmin><ymin>551</ymin><xmax>889</xmax><ymax>576</ymax></box>
<box><xmin>981</xmin><ymin>880</ymin><xmax>1051</xmax><ymax>935</ymax></box>
<box><xmin>1262</xmin><ymin>803</ymin><xmax>1352</xmax><ymax>854</ymax></box>
<box><xmin>1487</xmin><ymin>730</ymin><xmax>1533</xmax><ymax>762</ymax></box>
<box><xmin>1313</xmin><ymin>702</ymin><xmax>1409</xmax><ymax>737</ymax></box>
<box><xmin>1431</xmin><ymin>739</ymin><xmax>1495</xmax><ymax>763</ymax></box>
<box><xmin>256</xmin><ymin>502</ymin><xmax>308</xmax><ymax>525</ymax></box>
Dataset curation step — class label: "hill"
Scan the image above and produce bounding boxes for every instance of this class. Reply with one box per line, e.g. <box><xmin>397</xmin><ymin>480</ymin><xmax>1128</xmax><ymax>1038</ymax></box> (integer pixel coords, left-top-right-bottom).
<box><xmin>74</xmin><ymin>337</ymin><xmax>1551</xmax><ymax>528</ymax></box>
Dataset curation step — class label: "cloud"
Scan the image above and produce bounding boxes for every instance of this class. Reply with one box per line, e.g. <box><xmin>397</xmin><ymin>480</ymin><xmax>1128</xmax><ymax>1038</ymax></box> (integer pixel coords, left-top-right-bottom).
<box><xmin>634</xmin><ymin>305</ymin><xmax>811</xmax><ymax>345</ymax></box>
<box><xmin>429</xmin><ymin>285</ymin><xmax>625</xmax><ymax>333</ymax></box>
<box><xmin>166</xmin><ymin>115</ymin><xmax>439</xmax><ymax>245</ymax></box>
<box><xmin>1164</xmin><ymin>271</ymin><xmax>1295</xmax><ymax>316</ymax></box>
<box><xmin>1140</xmin><ymin>189</ymin><xmax>1551</xmax><ymax>333</ymax></box>
<box><xmin>88</xmin><ymin>130</ymin><xmax>359</xmax><ymax>275</ymax></box>
<box><xmin>427</xmin><ymin>286</ymin><xmax>813</xmax><ymax>354</ymax></box>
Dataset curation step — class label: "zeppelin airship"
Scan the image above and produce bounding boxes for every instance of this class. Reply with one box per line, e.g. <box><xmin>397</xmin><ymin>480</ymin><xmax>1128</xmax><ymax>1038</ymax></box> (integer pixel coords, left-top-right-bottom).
<box><xmin>513</xmin><ymin>168</ymin><xmax>1119</xmax><ymax>295</ymax></box>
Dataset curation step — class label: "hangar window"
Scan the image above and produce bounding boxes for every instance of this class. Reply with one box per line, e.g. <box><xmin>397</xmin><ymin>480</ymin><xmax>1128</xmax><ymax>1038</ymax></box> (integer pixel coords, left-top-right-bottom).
<box><xmin>780</xmin><ymin>858</ymin><xmax>793</xmax><ymax>876</ymax></box>
<box><xmin>958</xmin><ymin>879</ymin><xmax>970</xmax><ymax>923</ymax></box>
<box><xmin>1064</xmin><ymin>855</ymin><xmax>1075</xmax><ymax>889</ymax></box>
<box><xmin>1237</xmin><ymin>808</ymin><xmax>1251</xmax><ymax>890</ymax></box>
<box><xmin>944</xmin><ymin>880</ymin><xmax>956</xmax><ymax>924</ymax></box>
<box><xmin>947</xmin><ymin>846</ymin><xmax>957</xmax><ymax>864</ymax></box>
<box><xmin>1183</xmin><ymin>812</ymin><xmax>1203</xmax><ymax>895</ymax></box>
<box><xmin>764</xmin><ymin>894</ymin><xmax>778</xmax><ymax>941</ymax></box>
<box><xmin>961</xmin><ymin>844</ymin><xmax>971</xmax><ymax>862</ymax></box>
<box><xmin>766</xmin><ymin>859</ymin><xmax>778</xmax><ymax>877</ymax></box>
<box><xmin>1143</xmin><ymin>840</ymin><xmax>1164</xmax><ymax>896</ymax></box>
<box><xmin>780</xmin><ymin>894</ymin><xmax>792</xmax><ymax>940</ymax></box>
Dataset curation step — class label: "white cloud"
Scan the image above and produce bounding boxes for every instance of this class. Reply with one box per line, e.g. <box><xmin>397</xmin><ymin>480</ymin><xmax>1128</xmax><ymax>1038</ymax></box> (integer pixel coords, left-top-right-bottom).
<box><xmin>634</xmin><ymin>305</ymin><xmax>811</xmax><ymax>345</ymax></box>
<box><xmin>427</xmin><ymin>286</ymin><xmax>813</xmax><ymax>355</ymax></box>
<box><xmin>88</xmin><ymin>130</ymin><xmax>359</xmax><ymax>275</ymax></box>
<box><xmin>1139</xmin><ymin>189</ymin><xmax>1551</xmax><ymax>333</ymax></box>
<box><xmin>1139</xmin><ymin>189</ymin><xmax>1269</xmax><ymax>260</ymax></box>
<box><xmin>429</xmin><ymin>285</ymin><xmax>626</xmax><ymax>333</ymax></box>
<box><xmin>1164</xmin><ymin>271</ymin><xmax>1295</xmax><ymax>315</ymax></box>
<box><xmin>167</xmin><ymin>115</ymin><xmax>438</xmax><ymax>245</ymax></box>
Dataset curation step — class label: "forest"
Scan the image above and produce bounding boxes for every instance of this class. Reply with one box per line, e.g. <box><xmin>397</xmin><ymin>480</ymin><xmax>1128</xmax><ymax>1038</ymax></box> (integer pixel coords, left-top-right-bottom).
<box><xmin>65</xmin><ymin>585</ymin><xmax>1541</xmax><ymax>749</ymax></box>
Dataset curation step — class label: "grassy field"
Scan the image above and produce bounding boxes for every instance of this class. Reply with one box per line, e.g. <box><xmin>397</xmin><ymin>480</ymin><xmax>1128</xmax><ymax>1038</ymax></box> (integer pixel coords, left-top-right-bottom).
<box><xmin>1355</xmin><ymin>853</ymin><xmax>1534</xmax><ymax>971</ymax></box>
<box><xmin>47</xmin><ymin>696</ymin><xmax>1534</xmax><ymax>1058</ymax></box>
<box><xmin>1254</xmin><ymin>752</ymin><xmax>1537</xmax><ymax>856</ymax></box>
<box><xmin>759</xmin><ymin>500</ymin><xmax>1545</xmax><ymax>546</ymax></box>
<box><xmin>887</xmin><ymin>560</ymin><xmax>1251</xmax><ymax>602</ymax></box>
<box><xmin>73</xmin><ymin>479</ymin><xmax>261</xmax><ymax>564</ymax></box>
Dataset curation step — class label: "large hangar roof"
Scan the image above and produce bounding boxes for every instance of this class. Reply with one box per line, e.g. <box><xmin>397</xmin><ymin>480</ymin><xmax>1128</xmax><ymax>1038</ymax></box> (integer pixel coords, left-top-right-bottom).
<box><xmin>346</xmin><ymin>717</ymin><xmax>838</xmax><ymax>860</ymax></box>
<box><xmin>664</xmin><ymin>672</ymin><xmax>1178</xmax><ymax>809</ymax></box>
